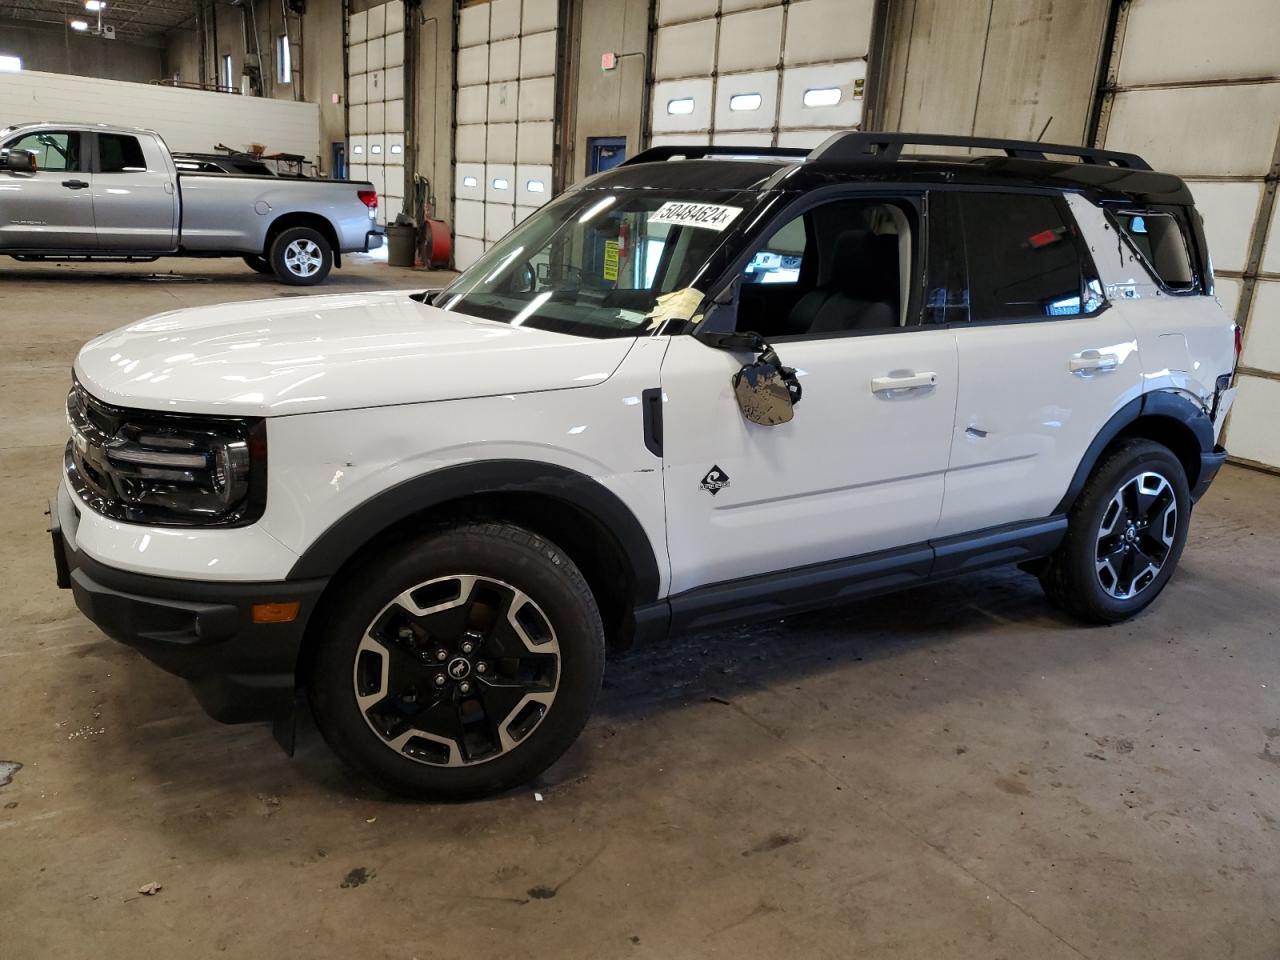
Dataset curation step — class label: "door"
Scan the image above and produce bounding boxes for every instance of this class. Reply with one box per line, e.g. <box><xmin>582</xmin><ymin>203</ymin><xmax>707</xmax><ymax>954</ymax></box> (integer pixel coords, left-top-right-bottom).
<box><xmin>0</xmin><ymin>129</ymin><xmax>95</xmax><ymax>250</ymax></box>
<box><xmin>936</xmin><ymin>190</ymin><xmax>1144</xmax><ymax>538</ymax></box>
<box><xmin>661</xmin><ymin>193</ymin><xmax>959</xmax><ymax>596</ymax></box>
<box><xmin>90</xmin><ymin>132</ymin><xmax>178</xmax><ymax>252</ymax></box>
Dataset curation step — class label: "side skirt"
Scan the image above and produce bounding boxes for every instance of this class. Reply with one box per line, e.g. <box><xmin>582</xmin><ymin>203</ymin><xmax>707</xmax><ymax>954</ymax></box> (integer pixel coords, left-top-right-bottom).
<box><xmin>643</xmin><ymin>515</ymin><xmax>1067</xmax><ymax>641</ymax></box>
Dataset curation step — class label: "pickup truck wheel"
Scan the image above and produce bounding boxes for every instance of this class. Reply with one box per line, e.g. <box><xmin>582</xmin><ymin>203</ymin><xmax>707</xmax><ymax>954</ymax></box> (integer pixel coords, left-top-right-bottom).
<box><xmin>307</xmin><ymin>522</ymin><xmax>605</xmax><ymax>800</ymax></box>
<box><xmin>243</xmin><ymin>254</ymin><xmax>273</xmax><ymax>275</ymax></box>
<box><xmin>1040</xmin><ymin>439</ymin><xmax>1190</xmax><ymax>624</ymax></box>
<box><xmin>269</xmin><ymin>226</ymin><xmax>332</xmax><ymax>285</ymax></box>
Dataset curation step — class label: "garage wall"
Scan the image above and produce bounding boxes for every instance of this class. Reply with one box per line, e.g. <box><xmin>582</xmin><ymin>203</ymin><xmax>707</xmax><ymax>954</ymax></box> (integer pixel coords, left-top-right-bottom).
<box><xmin>1095</xmin><ymin>0</ymin><xmax>1280</xmax><ymax>469</ymax></box>
<box><xmin>878</xmin><ymin>0</ymin><xmax>1110</xmax><ymax>145</ymax></box>
<box><xmin>347</xmin><ymin>0</ymin><xmax>408</xmax><ymax>227</ymax></box>
<box><xmin>648</xmin><ymin>0</ymin><xmax>873</xmax><ymax>151</ymax></box>
<box><xmin>0</xmin><ymin>21</ymin><xmax>166</xmax><ymax>84</ymax></box>
<box><xmin>452</xmin><ymin>0</ymin><xmax>561</xmax><ymax>270</ymax></box>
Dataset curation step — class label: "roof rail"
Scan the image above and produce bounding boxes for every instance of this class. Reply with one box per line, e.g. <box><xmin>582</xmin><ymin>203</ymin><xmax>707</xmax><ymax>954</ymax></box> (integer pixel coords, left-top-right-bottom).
<box><xmin>622</xmin><ymin>145</ymin><xmax>810</xmax><ymax>166</ymax></box>
<box><xmin>808</xmin><ymin>132</ymin><xmax>1152</xmax><ymax>171</ymax></box>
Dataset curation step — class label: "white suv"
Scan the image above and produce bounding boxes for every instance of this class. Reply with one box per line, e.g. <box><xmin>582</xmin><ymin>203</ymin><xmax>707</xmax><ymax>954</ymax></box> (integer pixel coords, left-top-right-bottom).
<box><xmin>52</xmin><ymin>133</ymin><xmax>1238</xmax><ymax>799</ymax></box>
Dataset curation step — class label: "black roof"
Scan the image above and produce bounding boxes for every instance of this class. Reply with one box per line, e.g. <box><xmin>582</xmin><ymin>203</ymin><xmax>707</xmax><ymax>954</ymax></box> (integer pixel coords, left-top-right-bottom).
<box><xmin>588</xmin><ymin>132</ymin><xmax>1192</xmax><ymax>206</ymax></box>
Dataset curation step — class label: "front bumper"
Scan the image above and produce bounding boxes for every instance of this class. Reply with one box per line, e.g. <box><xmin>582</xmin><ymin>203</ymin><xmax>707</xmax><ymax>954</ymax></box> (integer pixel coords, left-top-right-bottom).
<box><xmin>51</xmin><ymin>489</ymin><xmax>327</xmax><ymax>724</ymax></box>
<box><xmin>1191</xmin><ymin>444</ymin><xmax>1228</xmax><ymax>503</ymax></box>
<box><xmin>364</xmin><ymin>229</ymin><xmax>385</xmax><ymax>252</ymax></box>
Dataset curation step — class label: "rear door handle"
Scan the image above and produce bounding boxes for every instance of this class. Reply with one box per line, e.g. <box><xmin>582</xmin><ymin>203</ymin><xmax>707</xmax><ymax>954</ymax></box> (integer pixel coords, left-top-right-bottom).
<box><xmin>1069</xmin><ymin>349</ymin><xmax>1119</xmax><ymax>375</ymax></box>
<box><xmin>61</xmin><ymin>179</ymin><xmax>90</xmax><ymax>190</ymax></box>
<box><xmin>871</xmin><ymin>371</ymin><xmax>937</xmax><ymax>397</ymax></box>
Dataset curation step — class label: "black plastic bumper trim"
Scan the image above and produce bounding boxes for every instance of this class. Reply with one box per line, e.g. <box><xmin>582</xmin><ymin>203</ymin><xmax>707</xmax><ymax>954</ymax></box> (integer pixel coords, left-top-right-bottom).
<box><xmin>1192</xmin><ymin>445</ymin><xmax>1228</xmax><ymax>503</ymax></box>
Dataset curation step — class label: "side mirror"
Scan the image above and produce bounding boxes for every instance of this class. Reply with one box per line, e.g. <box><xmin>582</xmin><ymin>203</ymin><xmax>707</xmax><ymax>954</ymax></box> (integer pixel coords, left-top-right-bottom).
<box><xmin>4</xmin><ymin>149</ymin><xmax>37</xmax><ymax>175</ymax></box>
<box><xmin>731</xmin><ymin>343</ymin><xmax>803</xmax><ymax>426</ymax></box>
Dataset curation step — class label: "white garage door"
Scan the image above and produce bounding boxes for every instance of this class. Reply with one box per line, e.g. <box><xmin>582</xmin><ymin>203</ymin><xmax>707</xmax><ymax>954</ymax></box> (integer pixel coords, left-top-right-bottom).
<box><xmin>347</xmin><ymin>0</ymin><xmax>407</xmax><ymax>227</ymax></box>
<box><xmin>453</xmin><ymin>0</ymin><xmax>559</xmax><ymax>270</ymax></box>
<box><xmin>649</xmin><ymin>0</ymin><xmax>874</xmax><ymax>150</ymax></box>
<box><xmin>1097</xmin><ymin>0</ymin><xmax>1280</xmax><ymax>469</ymax></box>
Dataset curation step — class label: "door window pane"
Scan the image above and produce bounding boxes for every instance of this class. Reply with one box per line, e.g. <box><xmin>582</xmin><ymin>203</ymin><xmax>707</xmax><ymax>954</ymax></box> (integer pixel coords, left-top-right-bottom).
<box><xmin>958</xmin><ymin>193</ymin><xmax>1094</xmax><ymax>321</ymax></box>
<box><xmin>5</xmin><ymin>131</ymin><xmax>81</xmax><ymax>172</ymax></box>
<box><xmin>1112</xmin><ymin>209</ymin><xmax>1196</xmax><ymax>291</ymax></box>
<box><xmin>98</xmin><ymin>134</ymin><xmax>147</xmax><ymax>173</ymax></box>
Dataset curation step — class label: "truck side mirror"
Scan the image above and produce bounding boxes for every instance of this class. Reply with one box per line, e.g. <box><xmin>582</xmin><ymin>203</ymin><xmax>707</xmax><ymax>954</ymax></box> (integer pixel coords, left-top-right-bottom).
<box><xmin>731</xmin><ymin>343</ymin><xmax>802</xmax><ymax>426</ymax></box>
<box><xmin>4</xmin><ymin>149</ymin><xmax>37</xmax><ymax>175</ymax></box>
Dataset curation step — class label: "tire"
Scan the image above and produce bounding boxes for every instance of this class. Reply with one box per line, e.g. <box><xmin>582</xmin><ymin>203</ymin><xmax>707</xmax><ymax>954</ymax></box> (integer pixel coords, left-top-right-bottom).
<box><xmin>243</xmin><ymin>254</ymin><xmax>274</xmax><ymax>275</ymax></box>
<box><xmin>1040</xmin><ymin>439</ymin><xmax>1191</xmax><ymax>624</ymax></box>
<box><xmin>268</xmin><ymin>226</ymin><xmax>333</xmax><ymax>285</ymax></box>
<box><xmin>307</xmin><ymin>522</ymin><xmax>606</xmax><ymax>800</ymax></box>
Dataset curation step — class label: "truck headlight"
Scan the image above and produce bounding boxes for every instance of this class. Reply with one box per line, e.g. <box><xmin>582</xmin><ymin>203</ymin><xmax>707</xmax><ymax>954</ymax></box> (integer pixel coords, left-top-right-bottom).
<box><xmin>65</xmin><ymin>381</ymin><xmax>267</xmax><ymax>526</ymax></box>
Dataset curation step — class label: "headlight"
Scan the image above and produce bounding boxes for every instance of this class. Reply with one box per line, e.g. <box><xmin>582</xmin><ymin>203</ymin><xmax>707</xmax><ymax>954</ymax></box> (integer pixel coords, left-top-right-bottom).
<box><xmin>65</xmin><ymin>380</ymin><xmax>267</xmax><ymax>526</ymax></box>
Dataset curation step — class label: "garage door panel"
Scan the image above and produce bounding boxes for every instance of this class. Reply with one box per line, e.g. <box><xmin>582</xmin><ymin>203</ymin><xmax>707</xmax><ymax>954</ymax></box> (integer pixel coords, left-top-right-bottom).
<box><xmin>386</xmin><ymin>133</ymin><xmax>405</xmax><ymax>165</ymax></box>
<box><xmin>1117</xmin><ymin>0</ymin><xmax>1280</xmax><ymax>86</ymax></box>
<box><xmin>657</xmin><ymin>0</ymin><xmax>718</xmax><ymax>25</ymax></box>
<box><xmin>1226</xmin><ymin>375</ymin><xmax>1280</xmax><ymax>465</ymax></box>
<box><xmin>384</xmin><ymin>66</ymin><xmax>404</xmax><ymax>101</ymax></box>
<box><xmin>366</xmin><ymin>2</ymin><xmax>386</xmax><ymax>38</ymax></box>
<box><xmin>651</xmin><ymin>133</ymin><xmax>713</xmax><ymax>147</ymax></box>
<box><xmin>520</xmin><ymin>30</ymin><xmax>557</xmax><ymax>79</ymax></box>
<box><xmin>490</xmin><ymin>38</ymin><xmax>520</xmax><ymax>82</ymax></box>
<box><xmin>715</xmin><ymin>71</ymin><xmax>779</xmax><ymax>131</ymax></box>
<box><xmin>784</xmin><ymin>0</ymin><xmax>874</xmax><ymax>65</ymax></box>
<box><xmin>712</xmin><ymin>131</ymin><xmax>773</xmax><ymax>146</ymax></box>
<box><xmin>458</xmin><ymin>45</ymin><xmax>489</xmax><ymax>86</ymax></box>
<box><xmin>779</xmin><ymin>61</ymin><xmax>865</xmax><ymax>128</ymax></box>
<box><xmin>367</xmin><ymin>36</ymin><xmax>385</xmax><ymax>72</ymax></box>
<box><xmin>485</xmin><ymin>202</ymin><xmax>515</xmax><ymax>242</ymax></box>
<box><xmin>486</xmin><ymin>163</ymin><xmax>516</xmax><ymax>204</ymax></box>
<box><xmin>348</xmin><ymin>103</ymin><xmax>368</xmax><ymax>135</ymax></box>
<box><xmin>717</xmin><ymin>7</ymin><xmax>783</xmax><ymax>75</ymax></box>
<box><xmin>722</xmin><ymin>0</ymin><xmax>777</xmax><ymax>11</ymax></box>
<box><xmin>366</xmin><ymin>106</ymin><xmax>385</xmax><ymax>147</ymax></box>
<box><xmin>490</xmin><ymin>0</ymin><xmax>521</xmax><ymax>40</ymax></box>
<box><xmin>777</xmin><ymin>127</ymin><xmax>843</xmax><ymax>149</ymax></box>
<box><xmin>652</xmin><ymin>78</ymin><xmax>713</xmax><ymax>133</ymax></box>
<box><xmin>1188</xmin><ymin>180</ymin><xmax>1265</xmax><ymax>274</ymax></box>
<box><xmin>486</xmin><ymin>122</ymin><xmax>517</xmax><ymax>164</ymax></box>
<box><xmin>522</xmin><ymin>0</ymin><xmax>558</xmax><ymax>34</ymax></box>
<box><xmin>518</xmin><ymin>76</ymin><xmax>555</xmax><ymax>121</ymax></box>
<box><xmin>456</xmin><ymin>163</ymin><xmax>485</xmax><ymax>202</ymax></box>
<box><xmin>456</xmin><ymin>198</ymin><xmax>486</xmax><ymax>240</ymax></box>
<box><xmin>655</xmin><ymin>19</ymin><xmax>718</xmax><ymax>80</ymax></box>
<box><xmin>348</xmin><ymin>137</ymin><xmax>367</xmax><ymax>165</ymax></box>
<box><xmin>1107</xmin><ymin>85</ymin><xmax>1280</xmax><ymax>177</ymax></box>
<box><xmin>517</xmin><ymin>164</ymin><xmax>552</xmax><ymax>206</ymax></box>
<box><xmin>488</xmin><ymin>80</ymin><xmax>519</xmax><ymax>122</ymax></box>
<box><xmin>367</xmin><ymin>69</ymin><xmax>385</xmax><ymax>102</ymax></box>
<box><xmin>385</xmin><ymin>30</ymin><xmax>405</xmax><ymax>68</ymax></box>
<box><xmin>515</xmin><ymin>204</ymin><xmax>537</xmax><ymax>225</ymax></box>
<box><xmin>384</xmin><ymin>99</ymin><xmax>405</xmax><ymax>134</ymax></box>
<box><xmin>1241</xmin><ymin>280</ymin><xmax>1280</xmax><ymax>374</ymax></box>
<box><xmin>349</xmin><ymin>73</ymin><xmax>368</xmax><ymax>105</ymax></box>
<box><xmin>349</xmin><ymin>161</ymin><xmax>368</xmax><ymax>183</ymax></box>
<box><xmin>348</xmin><ymin>9</ymin><xmax>367</xmax><ymax>44</ymax></box>
<box><xmin>458</xmin><ymin>4</ymin><xmax>489</xmax><ymax>47</ymax></box>
<box><xmin>456</xmin><ymin>124</ymin><xmax>487</xmax><ymax>163</ymax></box>
<box><xmin>455</xmin><ymin>236</ymin><xmax>485</xmax><ymax>271</ymax></box>
<box><xmin>348</xmin><ymin>41</ymin><xmax>368</xmax><ymax>75</ymax></box>
<box><xmin>1215</xmin><ymin>276</ymin><xmax>1244</xmax><ymax>323</ymax></box>
<box><xmin>516</xmin><ymin>121</ymin><xmax>554</xmax><ymax>164</ymax></box>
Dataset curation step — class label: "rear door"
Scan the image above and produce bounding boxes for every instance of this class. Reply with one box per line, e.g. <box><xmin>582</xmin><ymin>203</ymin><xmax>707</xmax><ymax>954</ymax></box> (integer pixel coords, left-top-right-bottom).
<box><xmin>90</xmin><ymin>132</ymin><xmax>178</xmax><ymax>252</ymax></box>
<box><xmin>937</xmin><ymin>190</ymin><xmax>1144</xmax><ymax>537</ymax></box>
<box><xmin>0</xmin><ymin>129</ymin><xmax>95</xmax><ymax>250</ymax></box>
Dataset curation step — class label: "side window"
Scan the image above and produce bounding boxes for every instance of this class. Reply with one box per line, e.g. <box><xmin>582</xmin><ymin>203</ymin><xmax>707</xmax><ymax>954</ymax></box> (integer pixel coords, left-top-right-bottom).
<box><xmin>1111</xmin><ymin>208</ymin><xmax>1197</xmax><ymax>291</ymax></box>
<box><xmin>958</xmin><ymin>193</ymin><xmax>1102</xmax><ymax>322</ymax></box>
<box><xmin>5</xmin><ymin>131</ymin><xmax>81</xmax><ymax>172</ymax></box>
<box><xmin>98</xmin><ymin>134</ymin><xmax>148</xmax><ymax>173</ymax></box>
<box><xmin>735</xmin><ymin>197</ymin><xmax>919</xmax><ymax>339</ymax></box>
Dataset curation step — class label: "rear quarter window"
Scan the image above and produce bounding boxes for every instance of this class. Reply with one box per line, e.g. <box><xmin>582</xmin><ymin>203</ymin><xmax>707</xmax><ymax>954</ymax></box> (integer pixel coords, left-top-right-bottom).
<box><xmin>1110</xmin><ymin>208</ymin><xmax>1198</xmax><ymax>292</ymax></box>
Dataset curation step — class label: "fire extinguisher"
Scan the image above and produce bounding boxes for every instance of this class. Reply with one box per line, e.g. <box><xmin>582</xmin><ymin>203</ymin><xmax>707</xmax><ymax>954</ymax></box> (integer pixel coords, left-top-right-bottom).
<box><xmin>617</xmin><ymin>220</ymin><xmax>630</xmax><ymax>260</ymax></box>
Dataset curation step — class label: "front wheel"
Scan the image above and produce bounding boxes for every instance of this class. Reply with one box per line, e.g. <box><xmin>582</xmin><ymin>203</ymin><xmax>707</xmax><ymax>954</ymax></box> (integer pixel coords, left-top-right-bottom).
<box><xmin>1040</xmin><ymin>439</ymin><xmax>1191</xmax><ymax>623</ymax></box>
<box><xmin>307</xmin><ymin>522</ymin><xmax>606</xmax><ymax>800</ymax></box>
<box><xmin>269</xmin><ymin>226</ymin><xmax>333</xmax><ymax>285</ymax></box>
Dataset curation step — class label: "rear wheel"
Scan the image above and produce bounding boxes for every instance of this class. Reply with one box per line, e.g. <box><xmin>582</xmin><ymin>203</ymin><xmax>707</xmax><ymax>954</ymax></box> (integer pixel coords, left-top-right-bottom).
<box><xmin>243</xmin><ymin>254</ymin><xmax>273</xmax><ymax>275</ymax></box>
<box><xmin>269</xmin><ymin>226</ymin><xmax>332</xmax><ymax>285</ymax></box>
<box><xmin>1040</xmin><ymin>439</ymin><xmax>1190</xmax><ymax>623</ymax></box>
<box><xmin>307</xmin><ymin>522</ymin><xmax>605</xmax><ymax>800</ymax></box>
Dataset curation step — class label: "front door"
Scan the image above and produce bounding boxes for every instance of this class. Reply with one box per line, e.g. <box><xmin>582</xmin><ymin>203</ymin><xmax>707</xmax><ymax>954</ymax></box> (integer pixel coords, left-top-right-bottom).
<box><xmin>661</xmin><ymin>192</ymin><xmax>959</xmax><ymax>596</ymax></box>
<box><xmin>0</xmin><ymin>128</ymin><xmax>95</xmax><ymax>250</ymax></box>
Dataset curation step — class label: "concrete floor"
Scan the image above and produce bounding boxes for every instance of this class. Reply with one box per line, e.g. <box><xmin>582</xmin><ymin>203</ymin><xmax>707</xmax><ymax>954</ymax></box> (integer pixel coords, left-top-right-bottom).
<box><xmin>2</xmin><ymin>254</ymin><xmax>1279</xmax><ymax>959</ymax></box>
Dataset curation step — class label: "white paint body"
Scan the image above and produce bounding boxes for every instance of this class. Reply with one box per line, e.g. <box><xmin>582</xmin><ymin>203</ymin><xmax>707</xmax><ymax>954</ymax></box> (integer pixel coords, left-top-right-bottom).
<box><xmin>63</xmin><ymin>195</ymin><xmax>1237</xmax><ymax>595</ymax></box>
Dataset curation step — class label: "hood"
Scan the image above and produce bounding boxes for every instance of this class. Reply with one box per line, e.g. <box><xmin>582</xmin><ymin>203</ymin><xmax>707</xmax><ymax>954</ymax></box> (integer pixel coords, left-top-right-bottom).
<box><xmin>74</xmin><ymin>290</ymin><xmax>637</xmax><ymax>417</ymax></box>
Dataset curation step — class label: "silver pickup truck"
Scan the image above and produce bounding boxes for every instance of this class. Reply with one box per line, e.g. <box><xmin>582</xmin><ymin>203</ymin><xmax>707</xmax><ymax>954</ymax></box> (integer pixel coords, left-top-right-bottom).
<box><xmin>1</xmin><ymin>122</ymin><xmax>384</xmax><ymax>285</ymax></box>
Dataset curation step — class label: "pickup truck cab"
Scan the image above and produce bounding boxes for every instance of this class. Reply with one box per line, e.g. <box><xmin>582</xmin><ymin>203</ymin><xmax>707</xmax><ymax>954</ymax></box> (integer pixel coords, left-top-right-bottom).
<box><xmin>1</xmin><ymin>122</ymin><xmax>382</xmax><ymax>284</ymax></box>
<box><xmin>52</xmin><ymin>132</ymin><xmax>1238</xmax><ymax>800</ymax></box>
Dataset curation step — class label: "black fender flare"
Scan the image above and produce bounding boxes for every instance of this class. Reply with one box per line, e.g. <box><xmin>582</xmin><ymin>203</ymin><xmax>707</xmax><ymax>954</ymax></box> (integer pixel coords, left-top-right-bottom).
<box><xmin>286</xmin><ymin>459</ymin><xmax>662</xmax><ymax>602</ymax></box>
<box><xmin>1053</xmin><ymin>390</ymin><xmax>1213</xmax><ymax>515</ymax></box>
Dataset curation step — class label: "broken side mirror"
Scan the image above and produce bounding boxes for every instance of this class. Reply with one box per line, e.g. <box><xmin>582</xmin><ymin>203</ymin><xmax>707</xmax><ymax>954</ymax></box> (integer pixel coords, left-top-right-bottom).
<box><xmin>4</xmin><ymin>149</ymin><xmax>36</xmax><ymax>175</ymax></box>
<box><xmin>730</xmin><ymin>340</ymin><xmax>803</xmax><ymax>427</ymax></box>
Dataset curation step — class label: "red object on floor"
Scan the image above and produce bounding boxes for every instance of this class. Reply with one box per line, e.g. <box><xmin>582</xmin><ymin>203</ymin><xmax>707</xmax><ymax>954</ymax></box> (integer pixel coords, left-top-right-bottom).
<box><xmin>424</xmin><ymin>217</ymin><xmax>452</xmax><ymax>268</ymax></box>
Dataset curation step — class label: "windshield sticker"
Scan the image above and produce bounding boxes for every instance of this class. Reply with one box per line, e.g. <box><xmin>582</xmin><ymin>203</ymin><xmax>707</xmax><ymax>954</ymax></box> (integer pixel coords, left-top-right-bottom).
<box><xmin>603</xmin><ymin>239</ymin><xmax>620</xmax><ymax>281</ymax></box>
<box><xmin>649</xmin><ymin>201</ymin><xmax>743</xmax><ymax>232</ymax></box>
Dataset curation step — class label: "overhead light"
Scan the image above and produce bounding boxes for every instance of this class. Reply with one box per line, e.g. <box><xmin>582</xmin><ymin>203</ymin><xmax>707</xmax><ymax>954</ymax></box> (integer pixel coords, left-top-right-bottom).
<box><xmin>85</xmin><ymin>0</ymin><xmax>106</xmax><ymax>10</ymax></box>
<box><xmin>70</xmin><ymin>19</ymin><xmax>89</xmax><ymax>30</ymax></box>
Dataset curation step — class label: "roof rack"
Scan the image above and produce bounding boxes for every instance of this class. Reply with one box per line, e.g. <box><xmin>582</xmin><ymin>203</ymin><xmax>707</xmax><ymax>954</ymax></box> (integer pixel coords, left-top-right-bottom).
<box><xmin>808</xmin><ymin>132</ymin><xmax>1151</xmax><ymax>170</ymax></box>
<box><xmin>622</xmin><ymin>145</ymin><xmax>810</xmax><ymax>166</ymax></box>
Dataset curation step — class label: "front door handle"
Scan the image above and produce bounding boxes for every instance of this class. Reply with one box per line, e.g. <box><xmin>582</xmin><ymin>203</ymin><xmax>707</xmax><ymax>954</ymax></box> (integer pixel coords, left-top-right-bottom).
<box><xmin>1069</xmin><ymin>349</ymin><xmax>1119</xmax><ymax>375</ymax></box>
<box><xmin>61</xmin><ymin>179</ymin><xmax>90</xmax><ymax>190</ymax></box>
<box><xmin>871</xmin><ymin>370</ymin><xmax>937</xmax><ymax>397</ymax></box>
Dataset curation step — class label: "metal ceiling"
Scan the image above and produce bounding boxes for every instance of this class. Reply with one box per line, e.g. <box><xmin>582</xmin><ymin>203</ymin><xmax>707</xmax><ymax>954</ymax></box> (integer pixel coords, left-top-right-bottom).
<box><xmin>0</xmin><ymin>0</ymin><xmax>200</xmax><ymax>40</ymax></box>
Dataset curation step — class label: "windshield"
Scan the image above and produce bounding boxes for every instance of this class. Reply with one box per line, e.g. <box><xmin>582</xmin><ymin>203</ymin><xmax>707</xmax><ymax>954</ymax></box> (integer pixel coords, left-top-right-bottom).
<box><xmin>436</xmin><ymin>189</ymin><xmax>755</xmax><ymax>338</ymax></box>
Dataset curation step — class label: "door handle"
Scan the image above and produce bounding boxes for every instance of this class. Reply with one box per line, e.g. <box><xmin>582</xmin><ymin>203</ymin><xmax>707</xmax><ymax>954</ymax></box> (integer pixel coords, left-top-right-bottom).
<box><xmin>61</xmin><ymin>179</ymin><xmax>90</xmax><ymax>190</ymax></box>
<box><xmin>1069</xmin><ymin>349</ymin><xmax>1119</xmax><ymax>375</ymax></box>
<box><xmin>871</xmin><ymin>371</ymin><xmax>937</xmax><ymax>397</ymax></box>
